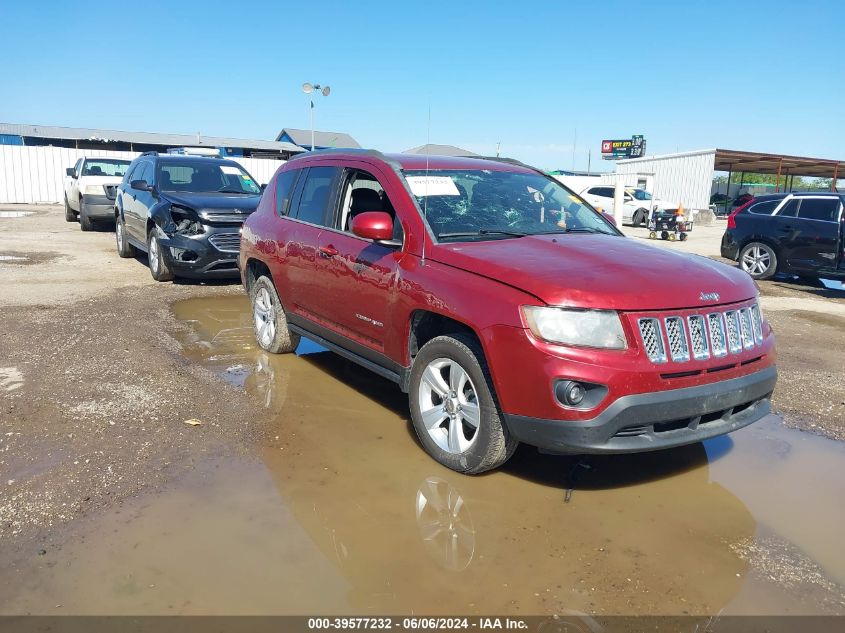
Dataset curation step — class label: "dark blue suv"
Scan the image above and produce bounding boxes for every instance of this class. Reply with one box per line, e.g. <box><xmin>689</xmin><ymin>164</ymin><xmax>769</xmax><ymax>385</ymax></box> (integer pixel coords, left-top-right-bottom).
<box><xmin>114</xmin><ymin>153</ymin><xmax>264</xmax><ymax>281</ymax></box>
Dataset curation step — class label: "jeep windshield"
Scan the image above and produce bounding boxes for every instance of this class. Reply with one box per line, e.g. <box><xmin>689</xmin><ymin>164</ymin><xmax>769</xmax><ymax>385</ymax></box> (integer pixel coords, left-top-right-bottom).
<box><xmin>630</xmin><ymin>189</ymin><xmax>652</xmax><ymax>201</ymax></box>
<box><xmin>157</xmin><ymin>160</ymin><xmax>261</xmax><ymax>194</ymax></box>
<box><xmin>403</xmin><ymin>169</ymin><xmax>620</xmax><ymax>242</ymax></box>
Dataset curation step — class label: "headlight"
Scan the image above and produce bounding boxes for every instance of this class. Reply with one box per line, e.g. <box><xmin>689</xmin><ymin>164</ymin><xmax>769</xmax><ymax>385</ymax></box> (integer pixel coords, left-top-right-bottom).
<box><xmin>522</xmin><ymin>306</ymin><xmax>627</xmax><ymax>349</ymax></box>
<box><xmin>83</xmin><ymin>184</ymin><xmax>105</xmax><ymax>194</ymax></box>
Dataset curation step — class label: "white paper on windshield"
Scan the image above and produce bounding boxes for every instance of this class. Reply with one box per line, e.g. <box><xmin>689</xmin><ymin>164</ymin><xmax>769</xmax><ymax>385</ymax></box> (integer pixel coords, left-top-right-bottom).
<box><xmin>221</xmin><ymin>165</ymin><xmax>242</xmax><ymax>175</ymax></box>
<box><xmin>406</xmin><ymin>176</ymin><xmax>460</xmax><ymax>197</ymax></box>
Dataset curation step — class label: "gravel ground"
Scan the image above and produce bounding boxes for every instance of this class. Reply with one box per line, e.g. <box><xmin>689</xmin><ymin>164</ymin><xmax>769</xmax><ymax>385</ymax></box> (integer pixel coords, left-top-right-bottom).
<box><xmin>1</xmin><ymin>206</ymin><xmax>262</xmax><ymax>557</ymax></box>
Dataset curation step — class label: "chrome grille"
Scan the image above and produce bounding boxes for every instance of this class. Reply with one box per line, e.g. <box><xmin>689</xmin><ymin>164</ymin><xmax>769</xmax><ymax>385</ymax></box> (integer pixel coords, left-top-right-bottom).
<box><xmin>750</xmin><ymin>305</ymin><xmax>763</xmax><ymax>344</ymax></box>
<box><xmin>724</xmin><ymin>311</ymin><xmax>742</xmax><ymax>354</ymax></box>
<box><xmin>637</xmin><ymin>318</ymin><xmax>666</xmax><ymax>363</ymax></box>
<box><xmin>707</xmin><ymin>313</ymin><xmax>727</xmax><ymax>357</ymax></box>
<box><xmin>664</xmin><ymin>317</ymin><xmax>689</xmax><ymax>362</ymax></box>
<box><xmin>637</xmin><ymin>304</ymin><xmax>764</xmax><ymax>365</ymax></box>
<box><xmin>687</xmin><ymin>315</ymin><xmax>709</xmax><ymax>360</ymax></box>
<box><xmin>208</xmin><ymin>232</ymin><xmax>241</xmax><ymax>253</ymax></box>
<box><xmin>739</xmin><ymin>308</ymin><xmax>755</xmax><ymax>349</ymax></box>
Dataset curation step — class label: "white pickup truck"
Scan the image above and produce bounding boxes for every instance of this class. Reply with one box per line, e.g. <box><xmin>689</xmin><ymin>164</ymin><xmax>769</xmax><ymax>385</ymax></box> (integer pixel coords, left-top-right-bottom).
<box><xmin>64</xmin><ymin>157</ymin><xmax>132</xmax><ymax>230</ymax></box>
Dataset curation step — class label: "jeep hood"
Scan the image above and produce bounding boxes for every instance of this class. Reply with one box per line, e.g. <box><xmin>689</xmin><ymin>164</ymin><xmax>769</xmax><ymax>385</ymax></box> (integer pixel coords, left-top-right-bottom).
<box><xmin>431</xmin><ymin>234</ymin><xmax>756</xmax><ymax>311</ymax></box>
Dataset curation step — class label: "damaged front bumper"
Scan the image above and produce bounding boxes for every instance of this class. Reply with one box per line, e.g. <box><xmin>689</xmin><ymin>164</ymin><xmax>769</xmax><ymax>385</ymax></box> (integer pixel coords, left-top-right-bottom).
<box><xmin>156</xmin><ymin>226</ymin><xmax>242</xmax><ymax>279</ymax></box>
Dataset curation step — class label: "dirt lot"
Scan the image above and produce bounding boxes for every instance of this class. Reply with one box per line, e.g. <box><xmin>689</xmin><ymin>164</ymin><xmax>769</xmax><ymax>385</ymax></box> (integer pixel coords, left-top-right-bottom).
<box><xmin>1</xmin><ymin>205</ymin><xmax>844</xmax><ymax>616</ymax></box>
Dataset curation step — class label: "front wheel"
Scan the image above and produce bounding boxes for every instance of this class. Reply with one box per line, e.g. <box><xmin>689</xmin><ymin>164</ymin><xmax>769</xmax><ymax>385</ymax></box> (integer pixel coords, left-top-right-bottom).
<box><xmin>409</xmin><ymin>334</ymin><xmax>517</xmax><ymax>474</ymax></box>
<box><xmin>250</xmin><ymin>275</ymin><xmax>300</xmax><ymax>353</ymax></box>
<box><xmin>739</xmin><ymin>242</ymin><xmax>777</xmax><ymax>280</ymax></box>
<box><xmin>147</xmin><ymin>227</ymin><xmax>174</xmax><ymax>282</ymax></box>
<box><xmin>79</xmin><ymin>206</ymin><xmax>94</xmax><ymax>231</ymax></box>
<box><xmin>64</xmin><ymin>197</ymin><xmax>77</xmax><ymax>222</ymax></box>
<box><xmin>632</xmin><ymin>209</ymin><xmax>647</xmax><ymax>227</ymax></box>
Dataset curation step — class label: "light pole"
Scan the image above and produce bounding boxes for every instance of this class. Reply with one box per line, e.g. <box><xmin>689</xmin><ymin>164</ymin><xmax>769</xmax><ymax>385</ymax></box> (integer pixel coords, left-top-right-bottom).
<box><xmin>302</xmin><ymin>82</ymin><xmax>331</xmax><ymax>151</ymax></box>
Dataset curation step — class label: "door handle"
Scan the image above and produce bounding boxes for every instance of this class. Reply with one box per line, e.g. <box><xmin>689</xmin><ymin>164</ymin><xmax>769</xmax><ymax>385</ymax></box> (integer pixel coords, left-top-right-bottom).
<box><xmin>319</xmin><ymin>245</ymin><xmax>338</xmax><ymax>258</ymax></box>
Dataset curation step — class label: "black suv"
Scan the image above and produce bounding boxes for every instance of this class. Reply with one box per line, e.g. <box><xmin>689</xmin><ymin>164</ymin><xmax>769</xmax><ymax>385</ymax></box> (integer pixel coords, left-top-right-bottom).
<box><xmin>114</xmin><ymin>153</ymin><xmax>264</xmax><ymax>281</ymax></box>
<box><xmin>721</xmin><ymin>192</ymin><xmax>844</xmax><ymax>281</ymax></box>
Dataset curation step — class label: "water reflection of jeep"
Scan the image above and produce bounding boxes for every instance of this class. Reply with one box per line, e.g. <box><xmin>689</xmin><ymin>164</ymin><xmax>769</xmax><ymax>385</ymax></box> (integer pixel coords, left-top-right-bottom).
<box><xmin>240</xmin><ymin>150</ymin><xmax>777</xmax><ymax>475</ymax></box>
<box><xmin>173</xmin><ymin>295</ymin><xmax>756</xmax><ymax>616</ymax></box>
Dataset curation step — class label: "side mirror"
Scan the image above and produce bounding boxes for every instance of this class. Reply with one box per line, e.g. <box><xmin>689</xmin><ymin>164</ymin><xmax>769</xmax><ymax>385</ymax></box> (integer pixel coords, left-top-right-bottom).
<box><xmin>130</xmin><ymin>179</ymin><xmax>153</xmax><ymax>192</ymax></box>
<box><xmin>350</xmin><ymin>211</ymin><xmax>395</xmax><ymax>242</ymax></box>
<box><xmin>601</xmin><ymin>211</ymin><xmax>617</xmax><ymax>226</ymax></box>
<box><xmin>66</xmin><ymin>168</ymin><xmax>75</xmax><ymax>177</ymax></box>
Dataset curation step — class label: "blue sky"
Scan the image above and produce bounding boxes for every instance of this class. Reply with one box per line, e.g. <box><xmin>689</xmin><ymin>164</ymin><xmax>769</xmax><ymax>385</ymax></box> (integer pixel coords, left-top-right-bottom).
<box><xmin>2</xmin><ymin>0</ymin><xmax>842</xmax><ymax>169</ymax></box>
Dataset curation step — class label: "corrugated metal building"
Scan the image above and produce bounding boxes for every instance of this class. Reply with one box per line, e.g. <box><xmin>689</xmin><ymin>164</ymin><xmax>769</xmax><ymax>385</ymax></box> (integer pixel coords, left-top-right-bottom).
<box><xmin>614</xmin><ymin>149</ymin><xmax>717</xmax><ymax>211</ymax></box>
<box><xmin>0</xmin><ymin>122</ymin><xmax>306</xmax><ymax>158</ymax></box>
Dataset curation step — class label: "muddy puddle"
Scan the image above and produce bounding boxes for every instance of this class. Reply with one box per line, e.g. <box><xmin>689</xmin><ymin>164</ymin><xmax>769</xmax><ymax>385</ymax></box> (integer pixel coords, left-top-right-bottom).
<box><xmin>3</xmin><ymin>295</ymin><xmax>844</xmax><ymax>616</ymax></box>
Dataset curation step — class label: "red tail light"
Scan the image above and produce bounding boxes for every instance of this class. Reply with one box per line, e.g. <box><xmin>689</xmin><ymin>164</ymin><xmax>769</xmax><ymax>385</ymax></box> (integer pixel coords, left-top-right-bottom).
<box><xmin>727</xmin><ymin>198</ymin><xmax>754</xmax><ymax>229</ymax></box>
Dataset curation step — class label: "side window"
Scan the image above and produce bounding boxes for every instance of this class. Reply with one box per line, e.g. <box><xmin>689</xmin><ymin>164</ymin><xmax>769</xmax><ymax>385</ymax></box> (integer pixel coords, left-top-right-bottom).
<box><xmin>290</xmin><ymin>166</ymin><xmax>340</xmax><ymax>226</ymax></box>
<box><xmin>600</xmin><ymin>187</ymin><xmax>614</xmax><ymax>197</ymax></box>
<box><xmin>124</xmin><ymin>160</ymin><xmax>141</xmax><ymax>184</ymax></box>
<box><xmin>777</xmin><ymin>199</ymin><xmax>799</xmax><ymax>217</ymax></box>
<box><xmin>587</xmin><ymin>187</ymin><xmax>601</xmax><ymax>195</ymax></box>
<box><xmin>748</xmin><ymin>200</ymin><xmax>779</xmax><ymax>215</ymax></box>
<box><xmin>137</xmin><ymin>160</ymin><xmax>154</xmax><ymax>185</ymax></box>
<box><xmin>275</xmin><ymin>168</ymin><xmax>300</xmax><ymax>216</ymax></box>
<box><xmin>337</xmin><ymin>169</ymin><xmax>393</xmax><ymax>232</ymax></box>
<box><xmin>797</xmin><ymin>198</ymin><xmax>839</xmax><ymax>222</ymax></box>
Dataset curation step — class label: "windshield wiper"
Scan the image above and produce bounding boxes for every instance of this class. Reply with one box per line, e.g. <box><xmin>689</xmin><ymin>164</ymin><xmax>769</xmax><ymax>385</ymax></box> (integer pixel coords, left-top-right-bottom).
<box><xmin>217</xmin><ymin>188</ymin><xmax>255</xmax><ymax>194</ymax></box>
<box><xmin>564</xmin><ymin>226</ymin><xmax>601</xmax><ymax>234</ymax></box>
<box><xmin>438</xmin><ymin>229</ymin><xmax>528</xmax><ymax>239</ymax></box>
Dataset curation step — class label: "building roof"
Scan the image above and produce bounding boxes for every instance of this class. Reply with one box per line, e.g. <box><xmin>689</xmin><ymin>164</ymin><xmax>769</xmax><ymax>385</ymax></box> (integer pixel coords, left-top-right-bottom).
<box><xmin>0</xmin><ymin>122</ymin><xmax>305</xmax><ymax>153</ymax></box>
<box><xmin>617</xmin><ymin>147</ymin><xmax>845</xmax><ymax>179</ymax></box>
<box><xmin>275</xmin><ymin>128</ymin><xmax>361</xmax><ymax>149</ymax></box>
<box><xmin>403</xmin><ymin>143</ymin><xmax>479</xmax><ymax>157</ymax></box>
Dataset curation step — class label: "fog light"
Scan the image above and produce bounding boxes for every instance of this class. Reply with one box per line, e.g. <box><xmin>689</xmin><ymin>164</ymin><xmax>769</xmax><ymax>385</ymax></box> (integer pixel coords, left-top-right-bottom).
<box><xmin>564</xmin><ymin>382</ymin><xmax>585</xmax><ymax>405</ymax></box>
<box><xmin>554</xmin><ymin>379</ymin><xmax>608</xmax><ymax>410</ymax></box>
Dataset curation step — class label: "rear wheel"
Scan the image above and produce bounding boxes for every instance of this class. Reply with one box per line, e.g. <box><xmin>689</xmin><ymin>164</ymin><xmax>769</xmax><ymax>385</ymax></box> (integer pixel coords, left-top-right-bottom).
<box><xmin>739</xmin><ymin>242</ymin><xmax>777</xmax><ymax>280</ymax></box>
<box><xmin>115</xmin><ymin>213</ymin><xmax>136</xmax><ymax>258</ymax></box>
<box><xmin>147</xmin><ymin>227</ymin><xmax>174</xmax><ymax>282</ymax></box>
<box><xmin>250</xmin><ymin>275</ymin><xmax>300</xmax><ymax>353</ymax></box>
<box><xmin>409</xmin><ymin>334</ymin><xmax>518</xmax><ymax>474</ymax></box>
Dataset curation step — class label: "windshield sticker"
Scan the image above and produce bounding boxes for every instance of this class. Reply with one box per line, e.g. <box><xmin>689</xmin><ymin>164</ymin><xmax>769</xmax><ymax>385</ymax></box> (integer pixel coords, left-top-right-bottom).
<box><xmin>221</xmin><ymin>165</ymin><xmax>242</xmax><ymax>175</ymax></box>
<box><xmin>406</xmin><ymin>176</ymin><xmax>460</xmax><ymax>197</ymax></box>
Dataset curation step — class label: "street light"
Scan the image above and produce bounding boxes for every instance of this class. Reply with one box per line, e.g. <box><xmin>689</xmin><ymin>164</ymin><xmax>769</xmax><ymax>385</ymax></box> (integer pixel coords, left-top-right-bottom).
<box><xmin>302</xmin><ymin>82</ymin><xmax>331</xmax><ymax>151</ymax></box>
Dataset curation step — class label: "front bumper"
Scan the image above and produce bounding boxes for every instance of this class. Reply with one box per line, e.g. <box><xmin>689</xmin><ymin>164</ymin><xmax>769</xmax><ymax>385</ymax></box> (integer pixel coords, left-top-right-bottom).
<box><xmin>80</xmin><ymin>194</ymin><xmax>116</xmax><ymax>220</ymax></box>
<box><xmin>504</xmin><ymin>365</ymin><xmax>777</xmax><ymax>454</ymax></box>
<box><xmin>158</xmin><ymin>227</ymin><xmax>241</xmax><ymax>279</ymax></box>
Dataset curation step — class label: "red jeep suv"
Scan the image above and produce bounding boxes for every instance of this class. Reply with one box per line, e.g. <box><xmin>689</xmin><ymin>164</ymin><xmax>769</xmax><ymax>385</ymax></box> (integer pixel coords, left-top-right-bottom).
<box><xmin>239</xmin><ymin>150</ymin><xmax>777</xmax><ymax>473</ymax></box>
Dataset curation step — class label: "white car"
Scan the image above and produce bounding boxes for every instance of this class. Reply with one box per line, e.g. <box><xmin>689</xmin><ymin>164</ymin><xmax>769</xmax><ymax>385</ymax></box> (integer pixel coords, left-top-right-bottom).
<box><xmin>580</xmin><ymin>186</ymin><xmax>671</xmax><ymax>227</ymax></box>
<box><xmin>64</xmin><ymin>157</ymin><xmax>132</xmax><ymax>230</ymax></box>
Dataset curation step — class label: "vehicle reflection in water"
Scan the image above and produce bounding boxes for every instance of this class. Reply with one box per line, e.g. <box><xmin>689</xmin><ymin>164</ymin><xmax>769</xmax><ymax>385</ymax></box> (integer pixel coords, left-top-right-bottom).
<box><xmin>169</xmin><ymin>295</ymin><xmax>845</xmax><ymax>616</ymax></box>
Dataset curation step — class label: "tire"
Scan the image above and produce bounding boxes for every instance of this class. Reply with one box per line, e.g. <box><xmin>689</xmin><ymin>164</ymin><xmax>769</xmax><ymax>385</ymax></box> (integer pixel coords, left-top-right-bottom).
<box><xmin>79</xmin><ymin>206</ymin><xmax>94</xmax><ymax>231</ymax></box>
<box><xmin>115</xmin><ymin>214</ymin><xmax>136</xmax><ymax>258</ymax></box>
<box><xmin>64</xmin><ymin>197</ymin><xmax>77</xmax><ymax>222</ymax></box>
<box><xmin>648</xmin><ymin>231</ymin><xmax>657</xmax><ymax>239</ymax></box>
<box><xmin>632</xmin><ymin>209</ymin><xmax>647</xmax><ymax>227</ymax></box>
<box><xmin>661</xmin><ymin>231</ymin><xmax>669</xmax><ymax>240</ymax></box>
<box><xmin>147</xmin><ymin>227</ymin><xmax>174</xmax><ymax>282</ymax></box>
<box><xmin>739</xmin><ymin>242</ymin><xmax>777</xmax><ymax>280</ymax></box>
<box><xmin>250</xmin><ymin>275</ymin><xmax>300</xmax><ymax>354</ymax></box>
<box><xmin>409</xmin><ymin>333</ymin><xmax>518</xmax><ymax>474</ymax></box>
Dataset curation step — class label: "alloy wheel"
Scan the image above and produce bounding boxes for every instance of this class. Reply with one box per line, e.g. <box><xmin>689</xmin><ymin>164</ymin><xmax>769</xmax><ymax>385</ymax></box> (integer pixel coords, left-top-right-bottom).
<box><xmin>741</xmin><ymin>245</ymin><xmax>772</xmax><ymax>276</ymax></box>
<box><xmin>149</xmin><ymin>236</ymin><xmax>160</xmax><ymax>275</ymax></box>
<box><xmin>416</xmin><ymin>358</ymin><xmax>481</xmax><ymax>454</ymax></box>
<box><xmin>253</xmin><ymin>287</ymin><xmax>276</xmax><ymax>348</ymax></box>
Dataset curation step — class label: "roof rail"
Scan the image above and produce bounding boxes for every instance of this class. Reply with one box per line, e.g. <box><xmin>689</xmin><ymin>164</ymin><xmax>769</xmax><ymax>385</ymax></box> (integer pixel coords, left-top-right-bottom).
<box><xmin>141</xmin><ymin>151</ymin><xmax>159</xmax><ymax>156</ymax></box>
<box><xmin>472</xmin><ymin>155</ymin><xmax>532</xmax><ymax>168</ymax></box>
<box><xmin>286</xmin><ymin>147</ymin><xmax>403</xmax><ymax>171</ymax></box>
